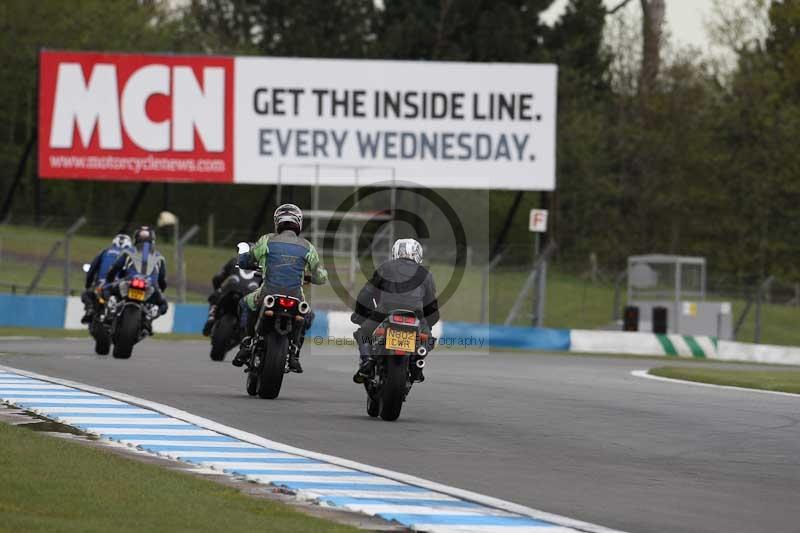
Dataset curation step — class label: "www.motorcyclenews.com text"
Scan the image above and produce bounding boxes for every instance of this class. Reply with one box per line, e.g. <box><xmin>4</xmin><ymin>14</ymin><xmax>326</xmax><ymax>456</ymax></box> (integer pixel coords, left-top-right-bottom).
<box><xmin>311</xmin><ymin>336</ymin><xmax>486</xmax><ymax>349</ymax></box>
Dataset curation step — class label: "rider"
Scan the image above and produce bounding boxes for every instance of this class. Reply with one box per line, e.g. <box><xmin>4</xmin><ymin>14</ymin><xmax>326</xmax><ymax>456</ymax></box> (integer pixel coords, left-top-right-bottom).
<box><xmin>104</xmin><ymin>226</ymin><xmax>169</xmax><ymax>331</ymax></box>
<box><xmin>80</xmin><ymin>234</ymin><xmax>132</xmax><ymax>324</ymax></box>
<box><xmin>202</xmin><ymin>257</ymin><xmax>238</xmax><ymax>336</ymax></box>
<box><xmin>351</xmin><ymin>238</ymin><xmax>439</xmax><ymax>384</ymax></box>
<box><xmin>231</xmin><ymin>203</ymin><xmax>328</xmax><ymax>373</ymax></box>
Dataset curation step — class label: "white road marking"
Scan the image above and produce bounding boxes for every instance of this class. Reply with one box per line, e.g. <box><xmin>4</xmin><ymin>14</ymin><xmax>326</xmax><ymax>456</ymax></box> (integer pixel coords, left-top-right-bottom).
<box><xmin>0</xmin><ymin>364</ymin><xmax>627</xmax><ymax>533</ymax></box>
<box><xmin>64</xmin><ymin>417</ymin><xmax>191</xmax><ymax>426</ymax></box>
<box><xmin>631</xmin><ymin>369</ymin><xmax>800</xmax><ymax>398</ymax></box>
<box><xmin>88</xmin><ymin>428</ymin><xmax>220</xmax><ymax>436</ymax></box>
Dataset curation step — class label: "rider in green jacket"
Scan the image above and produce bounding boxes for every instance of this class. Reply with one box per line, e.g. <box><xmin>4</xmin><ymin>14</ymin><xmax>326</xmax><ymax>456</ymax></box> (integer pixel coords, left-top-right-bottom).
<box><xmin>231</xmin><ymin>204</ymin><xmax>328</xmax><ymax>373</ymax></box>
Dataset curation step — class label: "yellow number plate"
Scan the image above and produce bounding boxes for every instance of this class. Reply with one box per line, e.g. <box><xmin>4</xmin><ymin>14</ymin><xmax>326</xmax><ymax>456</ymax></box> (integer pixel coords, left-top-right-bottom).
<box><xmin>385</xmin><ymin>328</ymin><xmax>416</xmax><ymax>352</ymax></box>
<box><xmin>128</xmin><ymin>288</ymin><xmax>146</xmax><ymax>301</ymax></box>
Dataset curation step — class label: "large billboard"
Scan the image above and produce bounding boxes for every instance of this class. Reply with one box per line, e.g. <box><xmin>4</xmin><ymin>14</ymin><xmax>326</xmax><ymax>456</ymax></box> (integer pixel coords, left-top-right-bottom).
<box><xmin>39</xmin><ymin>50</ymin><xmax>557</xmax><ymax>190</ymax></box>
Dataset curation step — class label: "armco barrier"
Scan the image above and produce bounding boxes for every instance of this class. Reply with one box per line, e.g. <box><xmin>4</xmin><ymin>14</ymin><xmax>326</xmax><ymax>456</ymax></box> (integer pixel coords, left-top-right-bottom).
<box><xmin>3</xmin><ymin>294</ymin><xmax>800</xmax><ymax>365</ymax></box>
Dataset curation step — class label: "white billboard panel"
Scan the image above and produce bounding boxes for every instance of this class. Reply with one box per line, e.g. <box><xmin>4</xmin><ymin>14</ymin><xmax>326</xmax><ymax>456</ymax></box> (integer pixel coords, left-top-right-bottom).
<box><xmin>234</xmin><ymin>57</ymin><xmax>557</xmax><ymax>190</ymax></box>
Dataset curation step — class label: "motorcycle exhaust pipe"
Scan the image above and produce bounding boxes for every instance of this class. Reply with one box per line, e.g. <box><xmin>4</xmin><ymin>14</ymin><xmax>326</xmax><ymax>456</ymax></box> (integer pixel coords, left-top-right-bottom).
<box><xmin>298</xmin><ymin>301</ymin><xmax>310</xmax><ymax>315</ymax></box>
<box><xmin>265</xmin><ymin>295</ymin><xmax>275</xmax><ymax>308</ymax></box>
<box><xmin>416</xmin><ymin>346</ymin><xmax>427</xmax><ymax>358</ymax></box>
<box><xmin>415</xmin><ymin>359</ymin><xmax>426</xmax><ymax>369</ymax></box>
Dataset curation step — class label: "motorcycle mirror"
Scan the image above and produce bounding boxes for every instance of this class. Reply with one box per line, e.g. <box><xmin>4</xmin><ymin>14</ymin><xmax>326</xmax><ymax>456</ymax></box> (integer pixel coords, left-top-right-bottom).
<box><xmin>237</xmin><ymin>242</ymin><xmax>251</xmax><ymax>254</ymax></box>
<box><xmin>81</xmin><ymin>263</ymin><xmax>91</xmax><ymax>273</ymax></box>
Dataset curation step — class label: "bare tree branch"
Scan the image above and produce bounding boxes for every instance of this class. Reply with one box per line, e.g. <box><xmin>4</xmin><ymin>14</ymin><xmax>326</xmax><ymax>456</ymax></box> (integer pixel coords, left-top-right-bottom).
<box><xmin>607</xmin><ymin>0</ymin><xmax>635</xmax><ymax>15</ymax></box>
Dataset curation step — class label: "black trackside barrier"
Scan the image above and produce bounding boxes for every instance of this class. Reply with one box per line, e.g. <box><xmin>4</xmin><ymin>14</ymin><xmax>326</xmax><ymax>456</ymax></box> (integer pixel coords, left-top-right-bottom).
<box><xmin>623</xmin><ymin>305</ymin><xmax>639</xmax><ymax>331</ymax></box>
<box><xmin>653</xmin><ymin>306</ymin><xmax>668</xmax><ymax>334</ymax></box>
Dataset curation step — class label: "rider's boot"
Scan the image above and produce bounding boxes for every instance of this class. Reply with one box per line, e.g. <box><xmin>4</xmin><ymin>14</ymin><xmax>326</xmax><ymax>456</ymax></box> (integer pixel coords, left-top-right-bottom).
<box><xmin>352</xmin><ymin>340</ymin><xmax>374</xmax><ymax>384</ymax></box>
<box><xmin>202</xmin><ymin>305</ymin><xmax>217</xmax><ymax>337</ymax></box>
<box><xmin>81</xmin><ymin>305</ymin><xmax>94</xmax><ymax>324</ymax></box>
<box><xmin>231</xmin><ymin>336</ymin><xmax>253</xmax><ymax>368</ymax></box>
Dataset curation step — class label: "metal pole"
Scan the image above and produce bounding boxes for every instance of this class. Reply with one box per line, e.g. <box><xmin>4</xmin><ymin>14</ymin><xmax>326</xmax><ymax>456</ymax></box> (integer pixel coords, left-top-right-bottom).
<box><xmin>535</xmin><ymin>258</ymin><xmax>547</xmax><ymax>328</ymax></box>
<box><xmin>389</xmin><ymin>171</ymin><xmax>397</xmax><ymax>247</ymax></box>
<box><xmin>207</xmin><ymin>213</ymin><xmax>214</xmax><ymax>248</ymax></box>
<box><xmin>176</xmin><ymin>225</ymin><xmax>199</xmax><ymax>303</ymax></box>
<box><xmin>63</xmin><ymin>216</ymin><xmax>87</xmax><ymax>296</ymax></box>
<box><xmin>349</xmin><ymin>170</ymin><xmax>360</xmax><ymax>292</ymax></box>
<box><xmin>674</xmin><ymin>261</ymin><xmax>682</xmax><ymax>334</ymax></box>
<box><xmin>755</xmin><ymin>281</ymin><xmax>762</xmax><ymax>344</ymax></box>
<box><xmin>310</xmin><ymin>167</ymin><xmax>320</xmax><ymax>301</ymax></box>
<box><xmin>481</xmin><ymin>251</ymin><xmax>505</xmax><ymax>324</ymax></box>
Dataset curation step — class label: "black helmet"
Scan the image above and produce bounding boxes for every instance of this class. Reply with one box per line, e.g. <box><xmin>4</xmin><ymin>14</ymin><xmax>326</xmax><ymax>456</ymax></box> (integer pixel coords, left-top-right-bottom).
<box><xmin>134</xmin><ymin>226</ymin><xmax>155</xmax><ymax>246</ymax></box>
<box><xmin>274</xmin><ymin>203</ymin><xmax>302</xmax><ymax>234</ymax></box>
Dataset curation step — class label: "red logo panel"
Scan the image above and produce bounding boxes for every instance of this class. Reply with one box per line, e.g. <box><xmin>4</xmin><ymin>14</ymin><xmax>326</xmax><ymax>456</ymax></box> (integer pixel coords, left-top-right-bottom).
<box><xmin>38</xmin><ymin>50</ymin><xmax>234</xmax><ymax>183</ymax></box>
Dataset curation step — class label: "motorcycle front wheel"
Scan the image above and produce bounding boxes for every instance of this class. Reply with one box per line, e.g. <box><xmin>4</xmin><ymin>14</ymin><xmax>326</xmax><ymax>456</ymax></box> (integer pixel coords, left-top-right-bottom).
<box><xmin>210</xmin><ymin>314</ymin><xmax>237</xmax><ymax>361</ymax></box>
<box><xmin>91</xmin><ymin>319</ymin><xmax>110</xmax><ymax>356</ymax></box>
<box><xmin>246</xmin><ymin>370</ymin><xmax>259</xmax><ymax>396</ymax></box>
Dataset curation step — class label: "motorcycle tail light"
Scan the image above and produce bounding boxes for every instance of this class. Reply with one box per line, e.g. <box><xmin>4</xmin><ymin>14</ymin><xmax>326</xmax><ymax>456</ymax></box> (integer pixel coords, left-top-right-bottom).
<box><xmin>131</xmin><ymin>278</ymin><xmax>146</xmax><ymax>289</ymax></box>
<box><xmin>278</xmin><ymin>297</ymin><xmax>297</xmax><ymax>308</ymax></box>
<box><xmin>390</xmin><ymin>314</ymin><xmax>417</xmax><ymax>325</ymax></box>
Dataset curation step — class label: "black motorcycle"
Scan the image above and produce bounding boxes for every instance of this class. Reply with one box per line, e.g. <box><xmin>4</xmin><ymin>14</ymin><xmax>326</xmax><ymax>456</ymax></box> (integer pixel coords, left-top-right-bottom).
<box><xmin>364</xmin><ymin>310</ymin><xmax>431</xmax><ymax>421</ymax></box>
<box><xmin>209</xmin><ymin>269</ymin><xmax>261</xmax><ymax>361</ymax></box>
<box><xmin>245</xmin><ymin>293</ymin><xmax>310</xmax><ymax>399</ymax></box>
<box><xmin>106</xmin><ymin>275</ymin><xmax>159</xmax><ymax>359</ymax></box>
<box><xmin>87</xmin><ymin>287</ymin><xmax>112</xmax><ymax>355</ymax></box>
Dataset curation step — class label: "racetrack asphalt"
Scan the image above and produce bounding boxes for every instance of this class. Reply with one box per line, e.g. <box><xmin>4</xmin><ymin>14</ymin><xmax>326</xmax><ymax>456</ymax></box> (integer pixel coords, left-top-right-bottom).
<box><xmin>1</xmin><ymin>337</ymin><xmax>798</xmax><ymax>533</ymax></box>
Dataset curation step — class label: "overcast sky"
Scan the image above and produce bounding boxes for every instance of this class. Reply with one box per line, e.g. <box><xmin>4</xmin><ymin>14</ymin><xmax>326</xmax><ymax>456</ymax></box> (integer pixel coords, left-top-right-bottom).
<box><xmin>540</xmin><ymin>0</ymin><xmax>739</xmax><ymax>51</ymax></box>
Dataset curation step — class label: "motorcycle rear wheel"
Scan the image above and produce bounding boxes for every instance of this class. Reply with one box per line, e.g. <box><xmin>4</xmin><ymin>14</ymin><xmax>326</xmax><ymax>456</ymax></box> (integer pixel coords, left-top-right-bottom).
<box><xmin>257</xmin><ymin>332</ymin><xmax>288</xmax><ymax>399</ymax></box>
<box><xmin>112</xmin><ymin>307</ymin><xmax>139</xmax><ymax>359</ymax></box>
<box><xmin>379</xmin><ymin>356</ymin><xmax>408</xmax><ymax>421</ymax></box>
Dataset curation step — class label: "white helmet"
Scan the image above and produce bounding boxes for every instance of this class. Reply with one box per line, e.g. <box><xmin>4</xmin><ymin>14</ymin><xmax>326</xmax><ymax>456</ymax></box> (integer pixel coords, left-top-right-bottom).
<box><xmin>111</xmin><ymin>234</ymin><xmax>132</xmax><ymax>249</ymax></box>
<box><xmin>391</xmin><ymin>238</ymin><xmax>423</xmax><ymax>264</ymax></box>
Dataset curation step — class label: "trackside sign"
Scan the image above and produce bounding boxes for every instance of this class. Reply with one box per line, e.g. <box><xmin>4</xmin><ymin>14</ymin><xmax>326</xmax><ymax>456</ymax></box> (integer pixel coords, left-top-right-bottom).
<box><xmin>39</xmin><ymin>50</ymin><xmax>557</xmax><ymax>190</ymax></box>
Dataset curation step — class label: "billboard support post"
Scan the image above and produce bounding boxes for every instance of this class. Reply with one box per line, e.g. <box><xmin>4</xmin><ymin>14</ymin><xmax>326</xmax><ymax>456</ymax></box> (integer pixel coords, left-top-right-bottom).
<box><xmin>62</xmin><ymin>216</ymin><xmax>87</xmax><ymax>296</ymax></box>
<box><xmin>0</xmin><ymin>131</ymin><xmax>36</xmax><ymax>223</ymax></box>
<box><xmin>176</xmin><ymin>225</ymin><xmax>199</xmax><ymax>304</ymax></box>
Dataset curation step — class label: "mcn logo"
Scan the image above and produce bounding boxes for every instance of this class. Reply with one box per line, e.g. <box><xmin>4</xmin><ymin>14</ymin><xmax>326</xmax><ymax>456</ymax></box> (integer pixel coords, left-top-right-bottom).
<box><xmin>39</xmin><ymin>51</ymin><xmax>234</xmax><ymax>182</ymax></box>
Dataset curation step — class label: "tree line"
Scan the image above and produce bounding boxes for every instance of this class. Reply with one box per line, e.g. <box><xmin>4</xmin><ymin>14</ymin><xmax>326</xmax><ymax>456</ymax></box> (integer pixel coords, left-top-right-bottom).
<box><xmin>0</xmin><ymin>0</ymin><xmax>798</xmax><ymax>283</ymax></box>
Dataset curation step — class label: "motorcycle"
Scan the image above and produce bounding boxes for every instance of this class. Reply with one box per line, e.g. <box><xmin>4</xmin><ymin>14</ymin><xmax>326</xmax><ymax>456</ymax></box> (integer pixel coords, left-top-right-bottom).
<box><xmin>244</xmin><ymin>293</ymin><xmax>310</xmax><ymax>399</ymax></box>
<box><xmin>363</xmin><ymin>309</ymin><xmax>431</xmax><ymax>421</ymax></box>
<box><xmin>106</xmin><ymin>275</ymin><xmax>160</xmax><ymax>359</ymax></box>
<box><xmin>209</xmin><ymin>269</ymin><xmax>262</xmax><ymax>361</ymax></box>
<box><xmin>88</xmin><ymin>287</ymin><xmax>112</xmax><ymax>355</ymax></box>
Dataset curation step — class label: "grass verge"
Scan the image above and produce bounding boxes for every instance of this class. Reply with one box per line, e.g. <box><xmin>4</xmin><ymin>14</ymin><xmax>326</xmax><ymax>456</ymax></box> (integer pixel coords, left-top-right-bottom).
<box><xmin>649</xmin><ymin>366</ymin><xmax>800</xmax><ymax>394</ymax></box>
<box><xmin>0</xmin><ymin>422</ymin><xmax>358</xmax><ymax>533</ymax></box>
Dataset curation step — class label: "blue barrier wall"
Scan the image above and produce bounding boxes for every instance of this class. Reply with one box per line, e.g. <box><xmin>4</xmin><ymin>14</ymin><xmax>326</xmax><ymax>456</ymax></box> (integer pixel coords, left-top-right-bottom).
<box><xmin>442</xmin><ymin>321</ymin><xmax>571</xmax><ymax>351</ymax></box>
<box><xmin>0</xmin><ymin>294</ymin><xmax>66</xmax><ymax>329</ymax></box>
<box><xmin>0</xmin><ymin>295</ymin><xmax>569</xmax><ymax>352</ymax></box>
<box><xmin>169</xmin><ymin>303</ymin><xmax>329</xmax><ymax>337</ymax></box>
<box><xmin>172</xmin><ymin>304</ymin><xmax>209</xmax><ymax>334</ymax></box>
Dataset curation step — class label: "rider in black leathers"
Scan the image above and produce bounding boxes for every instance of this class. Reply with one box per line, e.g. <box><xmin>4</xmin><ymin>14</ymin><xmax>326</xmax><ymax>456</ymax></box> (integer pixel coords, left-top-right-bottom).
<box><xmin>202</xmin><ymin>257</ymin><xmax>238</xmax><ymax>336</ymax></box>
<box><xmin>351</xmin><ymin>238</ymin><xmax>439</xmax><ymax>384</ymax></box>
